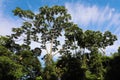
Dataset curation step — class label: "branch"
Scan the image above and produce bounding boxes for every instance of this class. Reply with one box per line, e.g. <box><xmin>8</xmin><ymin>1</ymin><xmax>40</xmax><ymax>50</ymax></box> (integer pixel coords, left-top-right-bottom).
<box><xmin>14</xmin><ymin>38</ymin><xmax>23</xmax><ymax>42</ymax></box>
<box><xmin>100</xmin><ymin>48</ymin><xmax>105</xmax><ymax>55</ymax></box>
<box><xmin>14</xmin><ymin>34</ymin><xmax>26</xmax><ymax>42</ymax></box>
<box><xmin>53</xmin><ymin>52</ymin><xmax>58</xmax><ymax>57</ymax></box>
<box><xmin>44</xmin><ymin>42</ymin><xmax>49</xmax><ymax>54</ymax></box>
<box><xmin>36</xmin><ymin>41</ymin><xmax>42</xmax><ymax>43</ymax></box>
<box><xmin>20</xmin><ymin>17</ymin><xmax>34</xmax><ymax>23</ymax></box>
<box><xmin>48</xmin><ymin>20</ymin><xmax>52</xmax><ymax>28</ymax></box>
<box><xmin>53</xmin><ymin>48</ymin><xmax>62</xmax><ymax>57</ymax></box>
<box><xmin>37</xmin><ymin>41</ymin><xmax>49</xmax><ymax>44</ymax></box>
<box><xmin>50</xmin><ymin>38</ymin><xmax>53</xmax><ymax>54</ymax></box>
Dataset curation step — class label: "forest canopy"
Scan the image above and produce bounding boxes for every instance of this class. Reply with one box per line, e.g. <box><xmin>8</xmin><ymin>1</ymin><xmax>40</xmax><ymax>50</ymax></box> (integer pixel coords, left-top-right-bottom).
<box><xmin>0</xmin><ymin>5</ymin><xmax>120</xmax><ymax>80</ymax></box>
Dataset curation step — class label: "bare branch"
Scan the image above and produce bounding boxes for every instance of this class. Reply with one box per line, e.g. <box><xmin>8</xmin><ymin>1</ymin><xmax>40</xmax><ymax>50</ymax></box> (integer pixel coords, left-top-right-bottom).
<box><xmin>53</xmin><ymin>48</ymin><xmax>62</xmax><ymax>57</ymax></box>
<box><xmin>50</xmin><ymin>38</ymin><xmax>53</xmax><ymax>54</ymax></box>
<box><xmin>44</xmin><ymin>42</ymin><xmax>49</xmax><ymax>54</ymax></box>
<box><xmin>20</xmin><ymin>17</ymin><xmax>34</xmax><ymax>23</ymax></box>
<box><xmin>100</xmin><ymin>48</ymin><xmax>105</xmax><ymax>55</ymax></box>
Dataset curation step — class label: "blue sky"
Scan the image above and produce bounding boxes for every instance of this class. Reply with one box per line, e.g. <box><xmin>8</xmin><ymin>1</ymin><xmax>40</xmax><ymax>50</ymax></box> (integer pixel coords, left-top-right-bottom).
<box><xmin>1</xmin><ymin>0</ymin><xmax>120</xmax><ymax>55</ymax></box>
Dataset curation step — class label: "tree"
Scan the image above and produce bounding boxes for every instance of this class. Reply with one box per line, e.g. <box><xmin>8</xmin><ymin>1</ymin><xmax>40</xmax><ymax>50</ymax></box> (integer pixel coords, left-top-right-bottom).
<box><xmin>12</xmin><ymin>5</ymin><xmax>71</xmax><ymax>64</ymax></box>
<box><xmin>19</xmin><ymin>50</ymin><xmax>42</xmax><ymax>80</ymax></box>
<box><xmin>0</xmin><ymin>38</ymin><xmax>24</xmax><ymax>80</ymax></box>
<box><xmin>105</xmin><ymin>47</ymin><xmax>120</xmax><ymax>80</ymax></box>
<box><xmin>12</xmin><ymin>5</ymin><xmax>72</xmax><ymax>80</ymax></box>
<box><xmin>87</xmin><ymin>47</ymin><xmax>104</xmax><ymax>80</ymax></box>
<box><xmin>64</xmin><ymin>26</ymin><xmax>117</xmax><ymax>80</ymax></box>
<box><xmin>0</xmin><ymin>36</ymin><xmax>42</xmax><ymax>80</ymax></box>
<box><xmin>0</xmin><ymin>56</ymin><xmax>23</xmax><ymax>80</ymax></box>
<box><xmin>57</xmin><ymin>53</ymin><xmax>85</xmax><ymax>80</ymax></box>
<box><xmin>6</xmin><ymin>5</ymin><xmax>118</xmax><ymax>80</ymax></box>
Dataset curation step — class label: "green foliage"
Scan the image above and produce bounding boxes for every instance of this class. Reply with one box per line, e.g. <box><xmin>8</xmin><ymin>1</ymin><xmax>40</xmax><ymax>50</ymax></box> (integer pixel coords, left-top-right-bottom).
<box><xmin>85</xmin><ymin>70</ymin><xmax>97</xmax><ymax>80</ymax></box>
<box><xmin>0</xmin><ymin>36</ymin><xmax>42</xmax><ymax>79</ymax></box>
<box><xmin>88</xmin><ymin>47</ymin><xmax>104</xmax><ymax>80</ymax></box>
<box><xmin>0</xmin><ymin>56</ymin><xmax>23</xmax><ymax>78</ymax></box>
<box><xmin>0</xmin><ymin>5</ymin><xmax>119</xmax><ymax>80</ymax></box>
<box><xmin>42</xmin><ymin>62</ymin><xmax>57</xmax><ymax>80</ymax></box>
<box><xmin>105</xmin><ymin>56</ymin><xmax>120</xmax><ymax>80</ymax></box>
<box><xmin>57</xmin><ymin>54</ymin><xmax>85</xmax><ymax>80</ymax></box>
<box><xmin>18</xmin><ymin>50</ymin><xmax>42</xmax><ymax>79</ymax></box>
<box><xmin>0</xmin><ymin>45</ymin><xmax>24</xmax><ymax>80</ymax></box>
<box><xmin>62</xmin><ymin>24</ymin><xmax>117</xmax><ymax>80</ymax></box>
<box><xmin>36</xmin><ymin>76</ymin><xmax>43</xmax><ymax>80</ymax></box>
<box><xmin>0</xmin><ymin>46</ymin><xmax>12</xmax><ymax>56</ymax></box>
<box><xmin>12</xmin><ymin>5</ymin><xmax>71</xmax><ymax>49</ymax></box>
<box><xmin>105</xmin><ymin>48</ymin><xmax>120</xmax><ymax>80</ymax></box>
<box><xmin>13</xmin><ymin>7</ymin><xmax>35</xmax><ymax>19</ymax></box>
<box><xmin>12</xmin><ymin>6</ymin><xmax>72</xmax><ymax>80</ymax></box>
<box><xmin>64</xmin><ymin>25</ymin><xmax>117</xmax><ymax>54</ymax></box>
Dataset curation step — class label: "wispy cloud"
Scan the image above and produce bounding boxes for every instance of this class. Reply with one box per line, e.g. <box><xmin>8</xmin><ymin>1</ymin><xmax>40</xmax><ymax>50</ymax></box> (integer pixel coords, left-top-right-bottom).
<box><xmin>65</xmin><ymin>3</ymin><xmax>120</xmax><ymax>54</ymax></box>
<box><xmin>65</xmin><ymin>3</ymin><xmax>120</xmax><ymax>33</ymax></box>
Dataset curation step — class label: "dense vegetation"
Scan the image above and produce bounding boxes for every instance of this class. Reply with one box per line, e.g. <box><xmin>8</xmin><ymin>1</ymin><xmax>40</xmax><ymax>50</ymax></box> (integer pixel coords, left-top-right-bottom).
<box><xmin>0</xmin><ymin>5</ymin><xmax>120</xmax><ymax>80</ymax></box>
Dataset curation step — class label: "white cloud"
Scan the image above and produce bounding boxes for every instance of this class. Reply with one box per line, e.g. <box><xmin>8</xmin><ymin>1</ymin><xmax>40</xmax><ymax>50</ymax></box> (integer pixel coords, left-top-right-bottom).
<box><xmin>105</xmin><ymin>36</ymin><xmax>120</xmax><ymax>55</ymax></box>
<box><xmin>0</xmin><ymin>0</ymin><xmax>20</xmax><ymax>36</ymax></box>
<box><xmin>65</xmin><ymin>3</ymin><xmax>99</xmax><ymax>26</ymax></box>
<box><xmin>65</xmin><ymin>3</ymin><xmax>120</xmax><ymax>55</ymax></box>
<box><xmin>65</xmin><ymin>3</ymin><xmax>120</xmax><ymax>32</ymax></box>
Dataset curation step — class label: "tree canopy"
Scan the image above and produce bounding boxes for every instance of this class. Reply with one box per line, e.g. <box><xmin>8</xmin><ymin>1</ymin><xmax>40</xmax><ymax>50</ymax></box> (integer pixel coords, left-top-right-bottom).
<box><xmin>0</xmin><ymin>5</ymin><xmax>119</xmax><ymax>80</ymax></box>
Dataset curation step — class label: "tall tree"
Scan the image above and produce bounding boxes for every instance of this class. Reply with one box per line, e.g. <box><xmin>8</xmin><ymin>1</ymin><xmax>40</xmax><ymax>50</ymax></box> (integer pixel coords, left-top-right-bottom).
<box><xmin>64</xmin><ymin>26</ymin><xmax>117</xmax><ymax>80</ymax></box>
<box><xmin>12</xmin><ymin>5</ymin><xmax>72</xmax><ymax>80</ymax></box>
